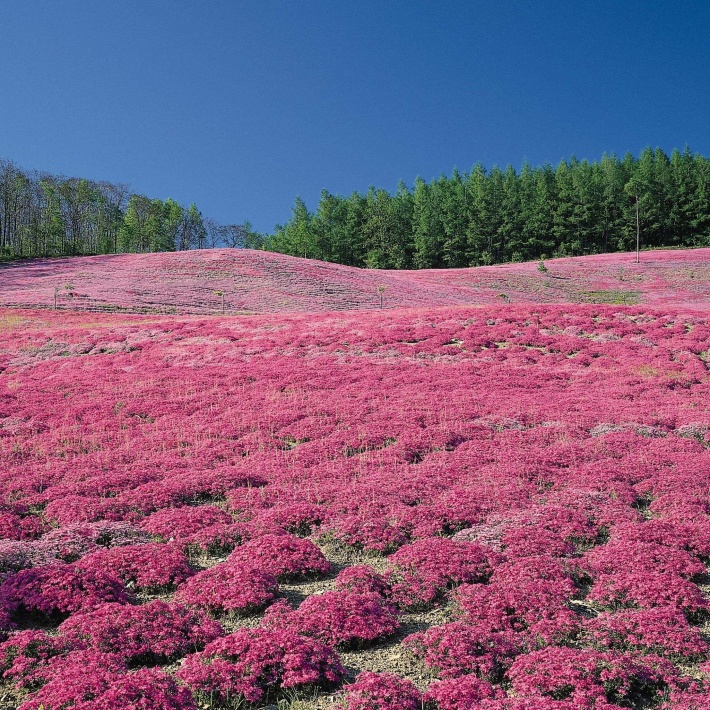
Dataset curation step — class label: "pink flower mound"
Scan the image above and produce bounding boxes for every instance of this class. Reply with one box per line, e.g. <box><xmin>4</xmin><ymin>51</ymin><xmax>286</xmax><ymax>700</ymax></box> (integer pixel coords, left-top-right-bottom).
<box><xmin>455</xmin><ymin>583</ymin><xmax>580</xmax><ymax>648</ymax></box>
<box><xmin>481</xmin><ymin>700</ymin><xmax>618</xmax><ymax>710</ymax></box>
<box><xmin>15</xmin><ymin>650</ymin><xmax>196</xmax><ymax>710</ymax></box>
<box><xmin>257</xmin><ymin>502</ymin><xmax>325</xmax><ymax>537</ymax></box>
<box><xmin>139</xmin><ymin>504</ymin><xmax>233</xmax><ymax>544</ymax></box>
<box><xmin>0</xmin><ymin>564</ymin><xmax>130</xmax><ymax>618</ymax></box>
<box><xmin>455</xmin><ymin>556</ymin><xmax>580</xmax><ymax>646</ymax></box>
<box><xmin>584</xmin><ymin>608</ymin><xmax>708</xmax><ymax>660</ymax></box>
<box><xmin>0</xmin><ymin>512</ymin><xmax>44</xmax><ymax>541</ymax></box>
<box><xmin>6</xmin><ymin>523</ymin><xmax>153</xmax><ymax>573</ymax></box>
<box><xmin>80</xmin><ymin>668</ymin><xmax>197</xmax><ymax>710</ymax></box>
<box><xmin>263</xmin><ymin>591</ymin><xmax>400</xmax><ymax>648</ymax></box>
<box><xmin>659</xmin><ymin>687</ymin><xmax>710</xmax><ymax>710</ymax></box>
<box><xmin>334</xmin><ymin>565</ymin><xmax>391</xmax><ymax>596</ymax></box>
<box><xmin>31</xmin><ymin>527</ymin><xmax>100</xmax><ymax>563</ymax></box>
<box><xmin>75</xmin><ymin>542</ymin><xmax>192</xmax><ymax>591</ymax></box>
<box><xmin>0</xmin><ymin>630</ymin><xmax>70</xmax><ymax>687</ymax></box>
<box><xmin>228</xmin><ymin>533</ymin><xmax>331</xmax><ymax>579</ymax></box>
<box><xmin>57</xmin><ymin>600</ymin><xmax>223</xmax><ymax>663</ymax></box>
<box><xmin>177</xmin><ymin>627</ymin><xmax>344</xmax><ymax>704</ymax></box>
<box><xmin>175</xmin><ymin>561</ymin><xmax>278</xmax><ymax>614</ymax></box>
<box><xmin>424</xmin><ymin>675</ymin><xmax>501</xmax><ymax>710</ymax></box>
<box><xmin>501</xmin><ymin>526</ymin><xmax>574</xmax><ymax>558</ymax></box>
<box><xmin>403</xmin><ymin>621</ymin><xmax>518</xmax><ymax>679</ymax></box>
<box><xmin>506</xmin><ymin>646</ymin><xmax>674</xmax><ymax>707</ymax></box>
<box><xmin>0</xmin><ymin>542</ymin><xmax>48</xmax><ymax>581</ymax></box>
<box><xmin>386</xmin><ymin>538</ymin><xmax>499</xmax><ymax>609</ymax></box>
<box><xmin>181</xmin><ymin>522</ymin><xmax>247</xmax><ymax>554</ymax></box>
<box><xmin>587</xmin><ymin>571</ymin><xmax>708</xmax><ymax>617</ymax></box>
<box><xmin>42</xmin><ymin>495</ymin><xmax>129</xmax><ymax>526</ymax></box>
<box><xmin>323</xmin><ymin>514</ymin><xmax>407</xmax><ymax>553</ymax></box>
<box><xmin>339</xmin><ymin>671</ymin><xmax>422</xmax><ymax>710</ymax></box>
<box><xmin>584</xmin><ymin>540</ymin><xmax>706</xmax><ymax>579</ymax></box>
<box><xmin>16</xmin><ymin>650</ymin><xmax>127</xmax><ymax>710</ymax></box>
<box><xmin>607</xmin><ymin>520</ymin><xmax>710</xmax><ymax>560</ymax></box>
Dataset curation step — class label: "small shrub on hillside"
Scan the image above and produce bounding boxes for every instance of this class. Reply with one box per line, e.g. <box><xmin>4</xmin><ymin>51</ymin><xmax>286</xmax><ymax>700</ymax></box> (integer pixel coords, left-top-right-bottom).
<box><xmin>0</xmin><ymin>541</ymin><xmax>54</xmax><ymax>582</ymax></box>
<box><xmin>30</xmin><ymin>527</ymin><xmax>99</xmax><ymax>563</ymax></box>
<box><xmin>583</xmin><ymin>607</ymin><xmax>709</xmax><ymax>661</ymax></box>
<box><xmin>338</xmin><ymin>671</ymin><xmax>422</xmax><ymax>710</ymax></box>
<box><xmin>455</xmin><ymin>581</ymin><xmax>581</xmax><ymax>647</ymax></box>
<box><xmin>322</xmin><ymin>515</ymin><xmax>407</xmax><ymax>554</ymax></box>
<box><xmin>659</xmin><ymin>686</ymin><xmax>710</xmax><ymax>710</ymax></box>
<box><xmin>175</xmin><ymin>561</ymin><xmax>278</xmax><ymax>614</ymax></box>
<box><xmin>0</xmin><ymin>564</ymin><xmax>130</xmax><ymax>619</ymax></box>
<box><xmin>76</xmin><ymin>542</ymin><xmax>192</xmax><ymax>591</ymax></box>
<box><xmin>584</xmin><ymin>540</ymin><xmax>705</xmax><ymax>579</ymax></box>
<box><xmin>386</xmin><ymin>538</ymin><xmax>500</xmax><ymax>609</ymax></box>
<box><xmin>82</xmin><ymin>667</ymin><xmax>197</xmax><ymax>710</ymax></box>
<box><xmin>139</xmin><ymin>505</ymin><xmax>233</xmax><ymax>545</ymax></box>
<box><xmin>334</xmin><ymin>565</ymin><xmax>391</xmax><ymax>596</ymax></box>
<box><xmin>256</xmin><ymin>502</ymin><xmax>326</xmax><ymax>536</ymax></box>
<box><xmin>506</xmin><ymin>646</ymin><xmax>676</xmax><ymax>707</ymax></box>
<box><xmin>16</xmin><ymin>652</ymin><xmax>196</xmax><ymax>710</ymax></box>
<box><xmin>403</xmin><ymin>621</ymin><xmax>519</xmax><ymax>679</ymax></box>
<box><xmin>424</xmin><ymin>674</ymin><xmax>502</xmax><ymax>710</ymax></box>
<box><xmin>57</xmin><ymin>600</ymin><xmax>223</xmax><ymax>663</ymax></box>
<box><xmin>177</xmin><ymin>627</ymin><xmax>344</xmax><ymax>704</ymax></box>
<box><xmin>262</xmin><ymin>591</ymin><xmax>399</xmax><ymax>648</ymax></box>
<box><xmin>501</xmin><ymin>526</ymin><xmax>574</xmax><ymax>558</ymax></box>
<box><xmin>587</xmin><ymin>570</ymin><xmax>708</xmax><ymax>617</ymax></box>
<box><xmin>0</xmin><ymin>630</ymin><xmax>71</xmax><ymax>688</ymax></box>
<box><xmin>228</xmin><ymin>533</ymin><xmax>331</xmax><ymax>579</ymax></box>
<box><xmin>608</xmin><ymin>520</ymin><xmax>710</xmax><ymax>560</ymax></box>
<box><xmin>15</xmin><ymin>649</ymin><xmax>127</xmax><ymax>710</ymax></box>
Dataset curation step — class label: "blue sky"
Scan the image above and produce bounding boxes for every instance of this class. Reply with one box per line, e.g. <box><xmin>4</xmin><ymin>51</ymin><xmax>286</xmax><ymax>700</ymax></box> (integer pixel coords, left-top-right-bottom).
<box><xmin>1</xmin><ymin>1</ymin><xmax>708</xmax><ymax>233</ymax></box>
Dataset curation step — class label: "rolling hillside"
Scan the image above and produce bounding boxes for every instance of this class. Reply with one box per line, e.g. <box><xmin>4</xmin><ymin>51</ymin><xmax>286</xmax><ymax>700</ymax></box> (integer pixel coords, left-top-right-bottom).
<box><xmin>0</xmin><ymin>247</ymin><xmax>708</xmax><ymax>314</ymax></box>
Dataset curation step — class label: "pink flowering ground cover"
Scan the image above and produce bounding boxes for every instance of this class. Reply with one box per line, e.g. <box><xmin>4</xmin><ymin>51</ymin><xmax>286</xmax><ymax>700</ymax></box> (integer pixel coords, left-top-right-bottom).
<box><xmin>0</xmin><ymin>247</ymin><xmax>709</xmax><ymax>314</ymax></box>
<box><xmin>0</xmin><ymin>281</ymin><xmax>708</xmax><ymax>708</ymax></box>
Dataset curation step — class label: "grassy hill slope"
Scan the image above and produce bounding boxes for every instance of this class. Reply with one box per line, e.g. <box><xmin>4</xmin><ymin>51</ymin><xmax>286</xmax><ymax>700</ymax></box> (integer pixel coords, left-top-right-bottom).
<box><xmin>0</xmin><ymin>247</ymin><xmax>708</xmax><ymax>313</ymax></box>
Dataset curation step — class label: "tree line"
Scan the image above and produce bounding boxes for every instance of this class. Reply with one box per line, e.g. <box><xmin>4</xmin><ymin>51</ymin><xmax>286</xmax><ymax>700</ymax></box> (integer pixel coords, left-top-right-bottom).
<box><xmin>265</xmin><ymin>147</ymin><xmax>710</xmax><ymax>268</ymax></box>
<box><xmin>0</xmin><ymin>159</ymin><xmax>262</xmax><ymax>259</ymax></box>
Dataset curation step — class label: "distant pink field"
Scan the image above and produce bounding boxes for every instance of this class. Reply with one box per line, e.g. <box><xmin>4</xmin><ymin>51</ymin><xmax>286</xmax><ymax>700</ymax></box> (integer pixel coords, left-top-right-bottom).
<box><xmin>0</xmin><ymin>247</ymin><xmax>708</xmax><ymax>313</ymax></box>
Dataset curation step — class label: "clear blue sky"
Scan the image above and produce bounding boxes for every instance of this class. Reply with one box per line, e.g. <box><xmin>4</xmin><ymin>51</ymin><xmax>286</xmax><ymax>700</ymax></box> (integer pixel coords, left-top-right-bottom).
<box><xmin>1</xmin><ymin>1</ymin><xmax>708</xmax><ymax>233</ymax></box>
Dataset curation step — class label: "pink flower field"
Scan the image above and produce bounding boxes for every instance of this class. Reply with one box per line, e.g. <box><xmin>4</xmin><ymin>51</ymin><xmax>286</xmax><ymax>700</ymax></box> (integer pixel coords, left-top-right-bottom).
<box><xmin>0</xmin><ymin>246</ymin><xmax>709</xmax><ymax>313</ymax></box>
<box><xmin>0</xmin><ymin>251</ymin><xmax>709</xmax><ymax>708</ymax></box>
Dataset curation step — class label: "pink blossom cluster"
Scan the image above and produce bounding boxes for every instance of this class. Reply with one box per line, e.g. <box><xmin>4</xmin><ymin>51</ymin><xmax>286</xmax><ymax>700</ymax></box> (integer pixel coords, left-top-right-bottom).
<box><xmin>385</xmin><ymin>538</ymin><xmax>500</xmax><ymax>609</ymax></box>
<box><xmin>227</xmin><ymin>533</ymin><xmax>331</xmax><ymax>579</ymax></box>
<box><xmin>177</xmin><ymin>627</ymin><xmax>344</xmax><ymax>704</ymax></box>
<box><xmin>0</xmin><ymin>563</ymin><xmax>130</xmax><ymax>620</ymax></box>
<box><xmin>175</xmin><ymin>560</ymin><xmax>278</xmax><ymax>614</ymax></box>
<box><xmin>15</xmin><ymin>650</ymin><xmax>196</xmax><ymax>710</ymax></box>
<box><xmin>57</xmin><ymin>600</ymin><xmax>223</xmax><ymax>662</ymax></box>
<box><xmin>337</xmin><ymin>671</ymin><xmax>422</xmax><ymax>710</ymax></box>
<box><xmin>261</xmin><ymin>591</ymin><xmax>400</xmax><ymax>648</ymax></box>
<box><xmin>75</xmin><ymin>542</ymin><xmax>193</xmax><ymax>590</ymax></box>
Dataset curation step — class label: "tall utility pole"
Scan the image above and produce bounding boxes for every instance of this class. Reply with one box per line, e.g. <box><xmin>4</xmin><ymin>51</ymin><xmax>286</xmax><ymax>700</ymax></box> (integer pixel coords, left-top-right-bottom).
<box><xmin>635</xmin><ymin>195</ymin><xmax>640</xmax><ymax>263</ymax></box>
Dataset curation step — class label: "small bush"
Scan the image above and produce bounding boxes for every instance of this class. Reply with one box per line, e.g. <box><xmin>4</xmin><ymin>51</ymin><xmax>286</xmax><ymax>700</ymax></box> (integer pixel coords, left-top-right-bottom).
<box><xmin>57</xmin><ymin>600</ymin><xmax>223</xmax><ymax>663</ymax></box>
<box><xmin>0</xmin><ymin>564</ymin><xmax>130</xmax><ymax>619</ymax></box>
<box><xmin>338</xmin><ymin>671</ymin><xmax>422</xmax><ymax>710</ymax></box>
<box><xmin>228</xmin><ymin>533</ymin><xmax>331</xmax><ymax>580</ymax></box>
<box><xmin>177</xmin><ymin>627</ymin><xmax>344</xmax><ymax>704</ymax></box>
<box><xmin>175</xmin><ymin>560</ymin><xmax>278</xmax><ymax>614</ymax></box>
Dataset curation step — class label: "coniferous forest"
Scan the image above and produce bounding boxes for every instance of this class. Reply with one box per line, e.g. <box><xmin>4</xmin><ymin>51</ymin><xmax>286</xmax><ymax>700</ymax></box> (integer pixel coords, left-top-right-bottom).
<box><xmin>3</xmin><ymin>147</ymin><xmax>710</xmax><ymax>266</ymax></box>
<box><xmin>267</xmin><ymin>147</ymin><xmax>710</xmax><ymax>268</ymax></box>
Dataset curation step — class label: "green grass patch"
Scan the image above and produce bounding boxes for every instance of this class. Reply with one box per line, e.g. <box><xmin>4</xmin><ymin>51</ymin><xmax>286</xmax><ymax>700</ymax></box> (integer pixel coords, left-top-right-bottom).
<box><xmin>580</xmin><ymin>289</ymin><xmax>641</xmax><ymax>305</ymax></box>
